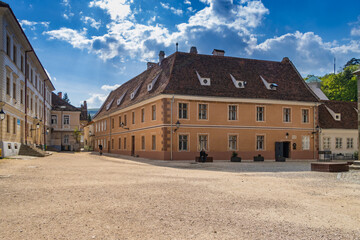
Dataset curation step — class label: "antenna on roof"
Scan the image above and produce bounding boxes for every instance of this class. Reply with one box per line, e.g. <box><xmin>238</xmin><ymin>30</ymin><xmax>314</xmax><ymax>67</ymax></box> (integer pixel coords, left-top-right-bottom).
<box><xmin>176</xmin><ymin>42</ymin><xmax>178</xmax><ymax>52</ymax></box>
<box><xmin>334</xmin><ymin>57</ymin><xmax>336</xmax><ymax>74</ymax></box>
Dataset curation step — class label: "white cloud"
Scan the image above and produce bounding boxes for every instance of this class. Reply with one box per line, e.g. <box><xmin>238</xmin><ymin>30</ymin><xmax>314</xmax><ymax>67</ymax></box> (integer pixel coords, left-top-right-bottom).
<box><xmin>101</xmin><ymin>84</ymin><xmax>121</xmax><ymax>91</ymax></box>
<box><xmin>89</xmin><ymin>0</ymin><xmax>131</xmax><ymax>21</ymax></box>
<box><xmin>86</xmin><ymin>93</ymin><xmax>108</xmax><ymax>108</ymax></box>
<box><xmin>160</xmin><ymin>2</ymin><xmax>183</xmax><ymax>16</ymax></box>
<box><xmin>184</xmin><ymin>0</ymin><xmax>191</xmax><ymax>5</ymax></box>
<box><xmin>19</xmin><ymin>20</ymin><xmax>50</xmax><ymax>30</ymax></box>
<box><xmin>61</xmin><ymin>0</ymin><xmax>74</xmax><ymax>19</ymax></box>
<box><xmin>81</xmin><ymin>16</ymin><xmax>101</xmax><ymax>29</ymax></box>
<box><xmin>43</xmin><ymin>27</ymin><xmax>91</xmax><ymax>49</ymax></box>
<box><xmin>252</xmin><ymin>31</ymin><xmax>360</xmax><ymax>75</ymax></box>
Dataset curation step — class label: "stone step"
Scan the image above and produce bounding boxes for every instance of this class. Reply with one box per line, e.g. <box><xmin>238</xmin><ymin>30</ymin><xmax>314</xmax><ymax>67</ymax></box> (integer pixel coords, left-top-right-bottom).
<box><xmin>349</xmin><ymin>165</ymin><xmax>360</xmax><ymax>170</ymax></box>
<box><xmin>19</xmin><ymin>144</ymin><xmax>47</xmax><ymax>157</ymax></box>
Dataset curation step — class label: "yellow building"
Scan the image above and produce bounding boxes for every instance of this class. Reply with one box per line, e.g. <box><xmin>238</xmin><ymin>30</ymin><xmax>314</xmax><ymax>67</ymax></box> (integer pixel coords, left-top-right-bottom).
<box><xmin>0</xmin><ymin>2</ymin><xmax>55</xmax><ymax>157</ymax></box>
<box><xmin>93</xmin><ymin>49</ymin><xmax>319</xmax><ymax>161</ymax></box>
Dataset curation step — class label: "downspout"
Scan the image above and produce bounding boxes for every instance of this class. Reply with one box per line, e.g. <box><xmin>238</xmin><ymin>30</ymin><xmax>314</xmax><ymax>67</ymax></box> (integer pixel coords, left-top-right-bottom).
<box><xmin>43</xmin><ymin>79</ymin><xmax>47</xmax><ymax>150</ymax></box>
<box><xmin>170</xmin><ymin>96</ymin><xmax>174</xmax><ymax>160</ymax></box>
<box><xmin>313</xmin><ymin>103</ymin><xmax>317</xmax><ymax>160</ymax></box>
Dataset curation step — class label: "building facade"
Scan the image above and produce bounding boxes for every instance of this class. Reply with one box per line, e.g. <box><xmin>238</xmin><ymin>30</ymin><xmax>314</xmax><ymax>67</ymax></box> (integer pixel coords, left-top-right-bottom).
<box><xmin>50</xmin><ymin>92</ymin><xmax>81</xmax><ymax>151</ymax></box>
<box><xmin>0</xmin><ymin>2</ymin><xmax>55</xmax><ymax>157</ymax></box>
<box><xmin>93</xmin><ymin>49</ymin><xmax>320</xmax><ymax>161</ymax></box>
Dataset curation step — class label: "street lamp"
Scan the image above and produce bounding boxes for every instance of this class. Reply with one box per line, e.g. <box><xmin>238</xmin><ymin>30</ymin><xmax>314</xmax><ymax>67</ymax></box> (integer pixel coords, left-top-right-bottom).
<box><xmin>0</xmin><ymin>109</ymin><xmax>5</xmax><ymax>120</ymax></box>
<box><xmin>174</xmin><ymin>120</ymin><xmax>181</xmax><ymax>132</ymax></box>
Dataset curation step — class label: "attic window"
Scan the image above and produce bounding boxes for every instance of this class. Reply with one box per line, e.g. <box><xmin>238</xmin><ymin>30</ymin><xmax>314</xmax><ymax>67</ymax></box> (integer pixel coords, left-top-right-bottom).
<box><xmin>260</xmin><ymin>76</ymin><xmax>277</xmax><ymax>90</ymax></box>
<box><xmin>325</xmin><ymin>106</ymin><xmax>341</xmax><ymax>121</ymax></box>
<box><xmin>230</xmin><ymin>74</ymin><xmax>246</xmax><ymax>88</ymax></box>
<box><xmin>147</xmin><ymin>72</ymin><xmax>161</xmax><ymax>92</ymax></box>
<box><xmin>106</xmin><ymin>98</ymin><xmax>114</xmax><ymax>111</ymax></box>
<box><xmin>130</xmin><ymin>84</ymin><xmax>141</xmax><ymax>100</ymax></box>
<box><xmin>335</xmin><ymin>114</ymin><xmax>341</xmax><ymax>121</ymax></box>
<box><xmin>196</xmin><ymin>71</ymin><xmax>210</xmax><ymax>86</ymax></box>
<box><xmin>116</xmin><ymin>91</ymin><xmax>127</xmax><ymax>106</ymax></box>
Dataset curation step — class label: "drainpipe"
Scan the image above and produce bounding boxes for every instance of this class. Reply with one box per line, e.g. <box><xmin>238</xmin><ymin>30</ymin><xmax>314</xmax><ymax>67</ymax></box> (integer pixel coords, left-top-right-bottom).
<box><xmin>43</xmin><ymin>79</ymin><xmax>48</xmax><ymax>150</ymax></box>
<box><xmin>170</xmin><ymin>96</ymin><xmax>174</xmax><ymax>160</ymax></box>
<box><xmin>24</xmin><ymin>50</ymin><xmax>33</xmax><ymax>144</ymax></box>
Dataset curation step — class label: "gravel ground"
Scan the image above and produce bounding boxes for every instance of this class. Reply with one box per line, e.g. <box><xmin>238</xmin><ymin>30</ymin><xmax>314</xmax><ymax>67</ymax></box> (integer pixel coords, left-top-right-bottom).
<box><xmin>0</xmin><ymin>152</ymin><xmax>359</xmax><ymax>240</ymax></box>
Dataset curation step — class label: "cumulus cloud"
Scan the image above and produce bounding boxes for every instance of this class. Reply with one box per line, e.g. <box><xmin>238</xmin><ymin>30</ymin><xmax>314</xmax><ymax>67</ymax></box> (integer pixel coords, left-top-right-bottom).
<box><xmin>19</xmin><ymin>20</ymin><xmax>50</xmax><ymax>30</ymax></box>
<box><xmin>184</xmin><ymin>0</ymin><xmax>191</xmax><ymax>5</ymax></box>
<box><xmin>62</xmin><ymin>0</ymin><xmax>74</xmax><ymax>19</ymax></box>
<box><xmin>89</xmin><ymin>0</ymin><xmax>131</xmax><ymax>21</ymax></box>
<box><xmin>86</xmin><ymin>93</ymin><xmax>108</xmax><ymax>108</ymax></box>
<box><xmin>81</xmin><ymin>16</ymin><xmax>101</xmax><ymax>29</ymax></box>
<box><xmin>252</xmin><ymin>31</ymin><xmax>360</xmax><ymax>75</ymax></box>
<box><xmin>43</xmin><ymin>27</ymin><xmax>91</xmax><ymax>49</ymax></box>
<box><xmin>101</xmin><ymin>84</ymin><xmax>121</xmax><ymax>91</ymax></box>
<box><xmin>160</xmin><ymin>2</ymin><xmax>183</xmax><ymax>16</ymax></box>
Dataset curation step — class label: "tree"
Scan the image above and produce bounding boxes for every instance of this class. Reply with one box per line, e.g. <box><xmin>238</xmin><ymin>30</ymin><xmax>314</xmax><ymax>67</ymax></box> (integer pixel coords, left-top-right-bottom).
<box><xmin>320</xmin><ymin>65</ymin><xmax>358</xmax><ymax>102</ymax></box>
<box><xmin>73</xmin><ymin>127</ymin><xmax>81</xmax><ymax>144</ymax></box>
<box><xmin>63</xmin><ymin>93</ymin><xmax>70</xmax><ymax>104</ymax></box>
<box><xmin>88</xmin><ymin>114</ymin><xmax>92</xmax><ymax>122</ymax></box>
<box><xmin>344</xmin><ymin>58</ymin><xmax>360</xmax><ymax>69</ymax></box>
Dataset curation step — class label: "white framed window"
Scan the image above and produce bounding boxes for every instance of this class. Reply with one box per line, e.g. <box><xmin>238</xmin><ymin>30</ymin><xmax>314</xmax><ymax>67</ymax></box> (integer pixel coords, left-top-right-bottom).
<box><xmin>198</xmin><ymin>134</ymin><xmax>208</xmax><ymax>151</ymax></box>
<box><xmin>228</xmin><ymin>135</ymin><xmax>237</xmax><ymax>151</ymax></box>
<box><xmin>302</xmin><ymin>136</ymin><xmax>310</xmax><ymax>150</ymax></box>
<box><xmin>256</xmin><ymin>106</ymin><xmax>265</xmax><ymax>122</ymax></box>
<box><xmin>302</xmin><ymin>109</ymin><xmax>309</xmax><ymax>123</ymax></box>
<box><xmin>64</xmin><ymin>135</ymin><xmax>69</xmax><ymax>144</ymax></box>
<box><xmin>51</xmin><ymin>115</ymin><xmax>57</xmax><ymax>125</ymax></box>
<box><xmin>152</xmin><ymin>105</ymin><xmax>156</xmax><ymax>120</ymax></box>
<box><xmin>283</xmin><ymin>108</ymin><xmax>291</xmax><ymax>123</ymax></box>
<box><xmin>63</xmin><ymin>115</ymin><xmax>70</xmax><ymax>125</ymax></box>
<box><xmin>198</xmin><ymin>104</ymin><xmax>208</xmax><ymax>120</ymax></box>
<box><xmin>179</xmin><ymin>134</ymin><xmax>188</xmax><ymax>151</ymax></box>
<box><xmin>179</xmin><ymin>103</ymin><xmax>188</xmax><ymax>119</ymax></box>
<box><xmin>347</xmin><ymin>138</ymin><xmax>353</xmax><ymax>149</ymax></box>
<box><xmin>228</xmin><ymin>105</ymin><xmax>237</xmax><ymax>120</ymax></box>
<box><xmin>104</xmin><ymin>120</ymin><xmax>107</xmax><ymax>130</ymax></box>
<box><xmin>256</xmin><ymin>135</ymin><xmax>265</xmax><ymax>150</ymax></box>
<box><xmin>323</xmin><ymin>137</ymin><xmax>331</xmax><ymax>150</ymax></box>
<box><xmin>335</xmin><ymin>138</ymin><xmax>342</xmax><ymax>149</ymax></box>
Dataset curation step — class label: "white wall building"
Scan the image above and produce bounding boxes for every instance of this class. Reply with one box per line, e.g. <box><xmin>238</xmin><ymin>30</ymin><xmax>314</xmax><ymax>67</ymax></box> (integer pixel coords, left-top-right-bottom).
<box><xmin>0</xmin><ymin>2</ymin><xmax>55</xmax><ymax>157</ymax></box>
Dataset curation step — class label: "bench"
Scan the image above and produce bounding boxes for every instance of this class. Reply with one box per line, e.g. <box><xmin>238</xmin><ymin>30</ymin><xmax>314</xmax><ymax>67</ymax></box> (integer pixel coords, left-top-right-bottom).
<box><xmin>311</xmin><ymin>162</ymin><xmax>349</xmax><ymax>172</ymax></box>
<box><xmin>195</xmin><ymin>157</ymin><xmax>213</xmax><ymax>162</ymax></box>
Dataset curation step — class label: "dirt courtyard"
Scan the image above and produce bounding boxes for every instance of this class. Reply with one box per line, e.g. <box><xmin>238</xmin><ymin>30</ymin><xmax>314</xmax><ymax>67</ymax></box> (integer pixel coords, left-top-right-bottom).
<box><xmin>0</xmin><ymin>152</ymin><xmax>359</xmax><ymax>240</ymax></box>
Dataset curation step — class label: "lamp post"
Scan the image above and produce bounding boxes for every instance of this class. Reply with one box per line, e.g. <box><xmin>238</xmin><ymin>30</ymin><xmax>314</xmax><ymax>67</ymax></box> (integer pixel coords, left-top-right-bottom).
<box><xmin>0</xmin><ymin>108</ymin><xmax>5</xmax><ymax>159</ymax></box>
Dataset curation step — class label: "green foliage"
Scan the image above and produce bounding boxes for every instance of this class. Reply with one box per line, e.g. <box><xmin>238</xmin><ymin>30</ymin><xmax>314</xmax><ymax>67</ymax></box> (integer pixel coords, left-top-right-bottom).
<box><xmin>63</xmin><ymin>93</ymin><xmax>71</xmax><ymax>104</ymax></box>
<box><xmin>320</xmin><ymin>65</ymin><xmax>358</xmax><ymax>102</ymax></box>
<box><xmin>73</xmin><ymin>127</ymin><xmax>82</xmax><ymax>144</ymax></box>
<box><xmin>344</xmin><ymin>58</ymin><xmax>360</xmax><ymax>69</ymax></box>
<box><xmin>232</xmin><ymin>151</ymin><xmax>238</xmax><ymax>157</ymax></box>
<box><xmin>88</xmin><ymin>113</ymin><xmax>92</xmax><ymax>122</ymax></box>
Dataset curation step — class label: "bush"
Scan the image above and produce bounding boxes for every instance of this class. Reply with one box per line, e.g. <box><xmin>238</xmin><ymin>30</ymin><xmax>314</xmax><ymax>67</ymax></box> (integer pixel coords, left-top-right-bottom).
<box><xmin>354</xmin><ymin>151</ymin><xmax>358</xmax><ymax>160</ymax></box>
<box><xmin>232</xmin><ymin>151</ymin><xmax>238</xmax><ymax>157</ymax></box>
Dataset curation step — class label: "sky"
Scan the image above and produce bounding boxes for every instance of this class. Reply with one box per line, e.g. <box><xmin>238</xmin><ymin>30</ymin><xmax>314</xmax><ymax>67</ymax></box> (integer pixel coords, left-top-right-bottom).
<box><xmin>10</xmin><ymin>0</ymin><xmax>360</xmax><ymax>108</ymax></box>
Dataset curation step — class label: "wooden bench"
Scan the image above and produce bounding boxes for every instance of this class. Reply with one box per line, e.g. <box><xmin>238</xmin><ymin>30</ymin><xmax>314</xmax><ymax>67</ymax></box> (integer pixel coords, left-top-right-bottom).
<box><xmin>195</xmin><ymin>157</ymin><xmax>213</xmax><ymax>162</ymax></box>
<box><xmin>311</xmin><ymin>162</ymin><xmax>349</xmax><ymax>172</ymax></box>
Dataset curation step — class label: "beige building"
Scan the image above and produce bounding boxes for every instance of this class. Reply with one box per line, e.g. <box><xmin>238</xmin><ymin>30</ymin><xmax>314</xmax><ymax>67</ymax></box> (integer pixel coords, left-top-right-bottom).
<box><xmin>0</xmin><ymin>2</ymin><xmax>55</xmax><ymax>157</ymax></box>
<box><xmin>93</xmin><ymin>48</ymin><xmax>320</xmax><ymax>161</ymax></box>
<box><xmin>50</xmin><ymin>92</ymin><xmax>81</xmax><ymax>151</ymax></box>
<box><xmin>83</xmin><ymin>121</ymin><xmax>95</xmax><ymax>151</ymax></box>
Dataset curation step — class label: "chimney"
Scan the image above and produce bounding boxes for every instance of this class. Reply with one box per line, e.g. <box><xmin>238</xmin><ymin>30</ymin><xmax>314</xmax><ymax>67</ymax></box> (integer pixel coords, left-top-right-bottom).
<box><xmin>281</xmin><ymin>57</ymin><xmax>290</xmax><ymax>64</ymax></box>
<box><xmin>212</xmin><ymin>49</ymin><xmax>225</xmax><ymax>56</ymax></box>
<box><xmin>58</xmin><ymin>92</ymin><xmax>62</xmax><ymax>99</ymax></box>
<box><xmin>147</xmin><ymin>62</ymin><xmax>157</xmax><ymax>69</ymax></box>
<box><xmin>159</xmin><ymin>51</ymin><xmax>165</xmax><ymax>63</ymax></box>
<box><xmin>190</xmin><ymin>46</ymin><xmax>197</xmax><ymax>54</ymax></box>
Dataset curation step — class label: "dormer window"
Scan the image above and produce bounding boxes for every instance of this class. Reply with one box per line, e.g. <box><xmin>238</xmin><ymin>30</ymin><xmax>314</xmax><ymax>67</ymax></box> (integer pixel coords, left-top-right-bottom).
<box><xmin>335</xmin><ymin>114</ymin><xmax>341</xmax><ymax>121</ymax></box>
<box><xmin>196</xmin><ymin>71</ymin><xmax>210</xmax><ymax>86</ymax></box>
<box><xmin>325</xmin><ymin>106</ymin><xmax>341</xmax><ymax>121</ymax></box>
<box><xmin>230</xmin><ymin>74</ymin><xmax>246</xmax><ymax>88</ymax></box>
<box><xmin>260</xmin><ymin>76</ymin><xmax>277</xmax><ymax>90</ymax></box>
<box><xmin>147</xmin><ymin>72</ymin><xmax>161</xmax><ymax>92</ymax></box>
<box><xmin>117</xmin><ymin>91</ymin><xmax>127</xmax><ymax>106</ymax></box>
<box><xmin>131</xmin><ymin>84</ymin><xmax>141</xmax><ymax>100</ymax></box>
<box><xmin>106</xmin><ymin>98</ymin><xmax>114</xmax><ymax>111</ymax></box>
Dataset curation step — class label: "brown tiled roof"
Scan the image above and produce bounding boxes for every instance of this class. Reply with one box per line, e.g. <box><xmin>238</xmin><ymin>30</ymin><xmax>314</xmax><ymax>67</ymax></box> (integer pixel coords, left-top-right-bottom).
<box><xmin>319</xmin><ymin>100</ymin><xmax>357</xmax><ymax>129</ymax></box>
<box><xmin>94</xmin><ymin>52</ymin><xmax>318</xmax><ymax>120</ymax></box>
<box><xmin>52</xmin><ymin>93</ymin><xmax>80</xmax><ymax>112</ymax></box>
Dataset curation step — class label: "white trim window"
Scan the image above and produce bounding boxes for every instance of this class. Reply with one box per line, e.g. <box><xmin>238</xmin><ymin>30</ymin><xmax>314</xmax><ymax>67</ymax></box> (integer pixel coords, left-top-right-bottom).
<box><xmin>228</xmin><ymin>135</ymin><xmax>237</xmax><ymax>151</ymax></box>
<box><xmin>179</xmin><ymin>135</ymin><xmax>188</xmax><ymax>151</ymax></box>
<box><xmin>283</xmin><ymin>108</ymin><xmax>291</xmax><ymax>122</ymax></box>
<box><xmin>198</xmin><ymin>135</ymin><xmax>208</xmax><ymax>151</ymax></box>
<box><xmin>302</xmin><ymin>136</ymin><xmax>310</xmax><ymax>150</ymax></box>
<box><xmin>51</xmin><ymin>115</ymin><xmax>57</xmax><ymax>125</ymax></box>
<box><xmin>256</xmin><ymin>107</ymin><xmax>265</xmax><ymax>122</ymax></box>
<box><xmin>228</xmin><ymin>105</ymin><xmax>237</xmax><ymax>120</ymax></box>
<box><xmin>256</xmin><ymin>135</ymin><xmax>264</xmax><ymax>150</ymax></box>
<box><xmin>323</xmin><ymin>137</ymin><xmax>331</xmax><ymax>150</ymax></box>
<box><xmin>302</xmin><ymin>109</ymin><xmax>309</xmax><ymax>123</ymax></box>
<box><xmin>64</xmin><ymin>135</ymin><xmax>69</xmax><ymax>144</ymax></box>
<box><xmin>63</xmin><ymin>115</ymin><xmax>70</xmax><ymax>125</ymax></box>
<box><xmin>198</xmin><ymin>104</ymin><xmax>207</xmax><ymax>120</ymax></box>
<box><xmin>179</xmin><ymin>103</ymin><xmax>188</xmax><ymax>119</ymax></box>
<box><xmin>347</xmin><ymin>138</ymin><xmax>354</xmax><ymax>149</ymax></box>
<box><xmin>335</xmin><ymin>138</ymin><xmax>342</xmax><ymax>149</ymax></box>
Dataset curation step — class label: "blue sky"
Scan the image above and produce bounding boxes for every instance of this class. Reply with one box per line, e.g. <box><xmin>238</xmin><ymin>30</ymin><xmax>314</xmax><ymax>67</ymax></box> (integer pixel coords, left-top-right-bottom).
<box><xmin>11</xmin><ymin>0</ymin><xmax>360</xmax><ymax>108</ymax></box>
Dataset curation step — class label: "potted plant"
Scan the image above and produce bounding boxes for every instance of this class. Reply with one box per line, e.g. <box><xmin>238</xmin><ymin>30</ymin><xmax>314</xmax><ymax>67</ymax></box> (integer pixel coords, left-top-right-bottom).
<box><xmin>254</xmin><ymin>154</ymin><xmax>264</xmax><ymax>161</ymax></box>
<box><xmin>231</xmin><ymin>152</ymin><xmax>241</xmax><ymax>162</ymax></box>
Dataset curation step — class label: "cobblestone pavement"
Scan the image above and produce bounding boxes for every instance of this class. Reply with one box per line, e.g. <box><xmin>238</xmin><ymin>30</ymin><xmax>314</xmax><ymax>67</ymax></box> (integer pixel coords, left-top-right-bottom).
<box><xmin>0</xmin><ymin>152</ymin><xmax>359</xmax><ymax>240</ymax></box>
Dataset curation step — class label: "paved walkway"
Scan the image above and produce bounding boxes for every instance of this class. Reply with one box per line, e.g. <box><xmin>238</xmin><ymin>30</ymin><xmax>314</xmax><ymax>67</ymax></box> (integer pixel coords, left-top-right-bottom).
<box><xmin>0</xmin><ymin>152</ymin><xmax>359</xmax><ymax>239</ymax></box>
